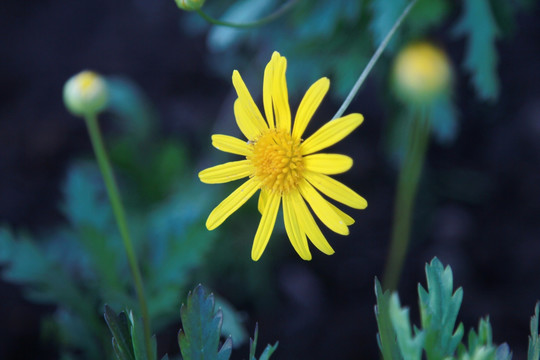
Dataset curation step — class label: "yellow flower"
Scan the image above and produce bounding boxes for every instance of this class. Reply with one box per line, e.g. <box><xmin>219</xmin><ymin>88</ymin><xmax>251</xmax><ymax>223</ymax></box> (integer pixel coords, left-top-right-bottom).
<box><xmin>199</xmin><ymin>52</ymin><xmax>367</xmax><ymax>261</ymax></box>
<box><xmin>392</xmin><ymin>42</ymin><xmax>452</xmax><ymax>104</ymax></box>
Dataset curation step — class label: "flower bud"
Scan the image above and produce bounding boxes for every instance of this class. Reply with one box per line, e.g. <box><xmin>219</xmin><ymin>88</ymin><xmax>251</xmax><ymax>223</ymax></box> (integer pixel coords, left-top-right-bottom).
<box><xmin>175</xmin><ymin>0</ymin><xmax>205</xmax><ymax>11</ymax></box>
<box><xmin>63</xmin><ymin>70</ymin><xmax>108</xmax><ymax>116</ymax></box>
<box><xmin>392</xmin><ymin>42</ymin><xmax>452</xmax><ymax>104</ymax></box>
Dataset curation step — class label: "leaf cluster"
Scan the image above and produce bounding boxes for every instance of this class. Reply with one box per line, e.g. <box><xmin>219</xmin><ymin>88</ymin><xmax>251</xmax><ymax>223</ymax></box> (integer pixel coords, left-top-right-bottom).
<box><xmin>0</xmin><ymin>79</ymin><xmax>227</xmax><ymax>358</ymax></box>
<box><xmin>375</xmin><ymin>257</ymin><xmax>540</xmax><ymax>360</ymax></box>
<box><xmin>105</xmin><ymin>285</ymin><xmax>277</xmax><ymax>360</ymax></box>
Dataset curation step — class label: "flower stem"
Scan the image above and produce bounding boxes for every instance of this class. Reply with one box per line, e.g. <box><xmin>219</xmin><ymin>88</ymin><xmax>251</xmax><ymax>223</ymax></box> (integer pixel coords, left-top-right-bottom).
<box><xmin>332</xmin><ymin>0</ymin><xmax>418</xmax><ymax>120</ymax></box>
<box><xmin>195</xmin><ymin>0</ymin><xmax>300</xmax><ymax>29</ymax></box>
<box><xmin>382</xmin><ymin>109</ymin><xmax>430</xmax><ymax>290</ymax></box>
<box><xmin>84</xmin><ymin>114</ymin><xmax>152</xmax><ymax>358</ymax></box>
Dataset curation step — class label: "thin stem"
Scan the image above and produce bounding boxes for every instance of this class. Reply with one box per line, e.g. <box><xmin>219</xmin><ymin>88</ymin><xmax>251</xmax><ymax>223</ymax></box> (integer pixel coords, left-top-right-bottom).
<box><xmin>84</xmin><ymin>114</ymin><xmax>152</xmax><ymax>358</ymax></box>
<box><xmin>195</xmin><ymin>0</ymin><xmax>300</xmax><ymax>29</ymax></box>
<box><xmin>332</xmin><ymin>0</ymin><xmax>418</xmax><ymax>120</ymax></box>
<box><xmin>382</xmin><ymin>108</ymin><xmax>430</xmax><ymax>290</ymax></box>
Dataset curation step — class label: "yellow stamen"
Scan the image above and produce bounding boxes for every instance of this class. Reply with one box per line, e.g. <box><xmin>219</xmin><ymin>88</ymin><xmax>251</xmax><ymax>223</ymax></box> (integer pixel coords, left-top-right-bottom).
<box><xmin>249</xmin><ymin>129</ymin><xmax>304</xmax><ymax>194</ymax></box>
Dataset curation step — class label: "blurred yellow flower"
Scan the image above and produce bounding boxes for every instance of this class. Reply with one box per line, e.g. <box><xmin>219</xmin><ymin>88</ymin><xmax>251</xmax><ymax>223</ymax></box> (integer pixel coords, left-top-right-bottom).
<box><xmin>393</xmin><ymin>42</ymin><xmax>452</xmax><ymax>104</ymax></box>
<box><xmin>63</xmin><ymin>70</ymin><xmax>108</xmax><ymax>116</ymax></box>
<box><xmin>199</xmin><ymin>52</ymin><xmax>367</xmax><ymax>261</ymax></box>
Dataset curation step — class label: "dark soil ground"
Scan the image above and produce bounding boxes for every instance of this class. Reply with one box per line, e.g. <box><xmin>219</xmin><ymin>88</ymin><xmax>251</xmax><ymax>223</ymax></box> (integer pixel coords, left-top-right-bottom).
<box><xmin>1</xmin><ymin>1</ymin><xmax>540</xmax><ymax>359</ymax></box>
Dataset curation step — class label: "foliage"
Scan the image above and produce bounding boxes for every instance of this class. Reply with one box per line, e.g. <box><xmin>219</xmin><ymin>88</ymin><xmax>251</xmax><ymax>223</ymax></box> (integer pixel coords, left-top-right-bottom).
<box><xmin>105</xmin><ymin>285</ymin><xmax>276</xmax><ymax>360</ymax></box>
<box><xmin>453</xmin><ymin>0</ymin><xmax>500</xmax><ymax>100</ymax></box>
<box><xmin>178</xmin><ymin>284</ymin><xmax>233</xmax><ymax>360</ymax></box>
<box><xmin>375</xmin><ymin>258</ymin><xmax>539</xmax><ymax>360</ymax></box>
<box><xmin>0</xmin><ymin>79</ymin><xmax>245</xmax><ymax>358</ymax></box>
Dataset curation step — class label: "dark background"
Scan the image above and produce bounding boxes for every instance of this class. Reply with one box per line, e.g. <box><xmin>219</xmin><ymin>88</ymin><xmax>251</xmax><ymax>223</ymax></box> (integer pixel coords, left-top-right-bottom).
<box><xmin>1</xmin><ymin>0</ymin><xmax>540</xmax><ymax>359</ymax></box>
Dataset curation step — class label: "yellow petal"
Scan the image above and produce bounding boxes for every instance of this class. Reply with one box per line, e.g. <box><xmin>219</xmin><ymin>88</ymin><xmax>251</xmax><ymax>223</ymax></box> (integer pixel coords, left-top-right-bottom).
<box><xmin>298</xmin><ymin>179</ymin><xmax>349</xmax><ymax>235</ymax></box>
<box><xmin>263</xmin><ymin>53</ymin><xmax>276</xmax><ymax>129</ymax></box>
<box><xmin>232</xmin><ymin>71</ymin><xmax>268</xmax><ymax>138</ymax></box>
<box><xmin>289</xmin><ymin>189</ymin><xmax>334</xmax><ymax>255</ymax></box>
<box><xmin>198</xmin><ymin>160</ymin><xmax>252</xmax><ymax>184</ymax></box>
<box><xmin>328</xmin><ymin>202</ymin><xmax>355</xmax><ymax>226</ymax></box>
<box><xmin>233</xmin><ymin>99</ymin><xmax>264</xmax><ymax>140</ymax></box>
<box><xmin>303</xmin><ymin>154</ymin><xmax>353</xmax><ymax>175</ymax></box>
<box><xmin>292</xmin><ymin>77</ymin><xmax>330</xmax><ymax>140</ymax></box>
<box><xmin>211</xmin><ymin>134</ymin><xmax>252</xmax><ymax>156</ymax></box>
<box><xmin>283</xmin><ymin>192</ymin><xmax>312</xmax><ymax>260</ymax></box>
<box><xmin>206</xmin><ymin>178</ymin><xmax>259</xmax><ymax>230</ymax></box>
<box><xmin>272</xmin><ymin>53</ymin><xmax>291</xmax><ymax>133</ymax></box>
<box><xmin>304</xmin><ymin>171</ymin><xmax>367</xmax><ymax>209</ymax></box>
<box><xmin>252</xmin><ymin>192</ymin><xmax>280</xmax><ymax>261</ymax></box>
<box><xmin>258</xmin><ymin>188</ymin><xmax>268</xmax><ymax>214</ymax></box>
<box><xmin>301</xmin><ymin>113</ymin><xmax>364</xmax><ymax>155</ymax></box>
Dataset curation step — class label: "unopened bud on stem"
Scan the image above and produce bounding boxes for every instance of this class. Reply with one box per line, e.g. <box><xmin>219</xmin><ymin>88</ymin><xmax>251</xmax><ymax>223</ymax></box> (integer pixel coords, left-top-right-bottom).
<box><xmin>63</xmin><ymin>70</ymin><xmax>108</xmax><ymax>117</ymax></box>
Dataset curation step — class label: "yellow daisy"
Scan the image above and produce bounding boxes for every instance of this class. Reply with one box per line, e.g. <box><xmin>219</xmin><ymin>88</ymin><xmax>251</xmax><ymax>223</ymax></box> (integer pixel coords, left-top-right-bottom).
<box><xmin>199</xmin><ymin>51</ymin><xmax>367</xmax><ymax>261</ymax></box>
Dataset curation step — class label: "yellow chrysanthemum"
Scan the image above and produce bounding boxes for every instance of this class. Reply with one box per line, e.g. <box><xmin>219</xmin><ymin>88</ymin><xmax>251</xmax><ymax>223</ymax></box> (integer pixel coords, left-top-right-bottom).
<box><xmin>199</xmin><ymin>51</ymin><xmax>367</xmax><ymax>261</ymax></box>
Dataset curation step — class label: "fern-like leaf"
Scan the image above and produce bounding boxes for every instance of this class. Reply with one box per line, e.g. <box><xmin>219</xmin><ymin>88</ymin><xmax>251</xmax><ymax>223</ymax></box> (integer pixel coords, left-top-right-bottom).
<box><xmin>418</xmin><ymin>257</ymin><xmax>464</xmax><ymax>359</ymax></box>
<box><xmin>453</xmin><ymin>0</ymin><xmax>500</xmax><ymax>100</ymax></box>
<box><xmin>375</xmin><ymin>278</ymin><xmax>403</xmax><ymax>360</ymax></box>
<box><xmin>529</xmin><ymin>303</ymin><xmax>540</xmax><ymax>360</ymax></box>
<box><xmin>389</xmin><ymin>294</ymin><xmax>425</xmax><ymax>360</ymax></box>
<box><xmin>178</xmin><ymin>284</ymin><xmax>232</xmax><ymax>360</ymax></box>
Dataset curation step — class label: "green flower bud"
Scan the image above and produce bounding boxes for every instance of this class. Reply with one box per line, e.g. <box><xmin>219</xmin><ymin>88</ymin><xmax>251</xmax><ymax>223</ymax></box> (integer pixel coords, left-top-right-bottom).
<box><xmin>175</xmin><ymin>0</ymin><xmax>205</xmax><ymax>11</ymax></box>
<box><xmin>63</xmin><ymin>70</ymin><xmax>108</xmax><ymax>117</ymax></box>
<box><xmin>392</xmin><ymin>42</ymin><xmax>452</xmax><ymax>105</ymax></box>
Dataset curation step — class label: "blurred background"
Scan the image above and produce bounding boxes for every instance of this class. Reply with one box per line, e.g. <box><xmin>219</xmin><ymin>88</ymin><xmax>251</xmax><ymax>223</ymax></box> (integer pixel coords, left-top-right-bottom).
<box><xmin>1</xmin><ymin>0</ymin><xmax>540</xmax><ymax>359</ymax></box>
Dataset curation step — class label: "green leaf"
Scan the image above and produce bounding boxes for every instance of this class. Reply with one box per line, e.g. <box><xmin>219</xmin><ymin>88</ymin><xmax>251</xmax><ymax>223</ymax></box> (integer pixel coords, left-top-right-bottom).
<box><xmin>389</xmin><ymin>293</ymin><xmax>425</xmax><ymax>360</ymax></box>
<box><xmin>249</xmin><ymin>323</ymin><xmax>278</xmax><ymax>360</ymax></box>
<box><xmin>178</xmin><ymin>284</ymin><xmax>232</xmax><ymax>360</ymax></box>
<box><xmin>207</xmin><ymin>0</ymin><xmax>276</xmax><ymax>52</ymax></box>
<box><xmin>407</xmin><ymin>0</ymin><xmax>451</xmax><ymax>35</ymax></box>
<box><xmin>458</xmin><ymin>318</ymin><xmax>497</xmax><ymax>360</ymax></box>
<box><xmin>374</xmin><ymin>278</ymin><xmax>403</xmax><ymax>360</ymax></box>
<box><xmin>429</xmin><ymin>95</ymin><xmax>459</xmax><ymax>145</ymax></box>
<box><xmin>105</xmin><ymin>76</ymin><xmax>157</xmax><ymax>142</ymax></box>
<box><xmin>453</xmin><ymin>0</ymin><xmax>500</xmax><ymax>100</ymax></box>
<box><xmin>418</xmin><ymin>257</ymin><xmax>464</xmax><ymax>359</ymax></box>
<box><xmin>528</xmin><ymin>302</ymin><xmax>540</xmax><ymax>360</ymax></box>
<box><xmin>215</xmin><ymin>296</ymin><xmax>249</xmax><ymax>348</ymax></box>
<box><xmin>104</xmin><ymin>305</ymin><xmax>136</xmax><ymax>360</ymax></box>
<box><xmin>370</xmin><ymin>0</ymin><xmax>407</xmax><ymax>49</ymax></box>
<box><xmin>129</xmin><ymin>311</ymin><xmax>157</xmax><ymax>360</ymax></box>
<box><xmin>495</xmin><ymin>343</ymin><xmax>512</xmax><ymax>360</ymax></box>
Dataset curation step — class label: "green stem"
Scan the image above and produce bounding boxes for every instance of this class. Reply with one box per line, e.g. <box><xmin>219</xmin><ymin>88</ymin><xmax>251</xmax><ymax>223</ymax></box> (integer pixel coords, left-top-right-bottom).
<box><xmin>84</xmin><ymin>114</ymin><xmax>152</xmax><ymax>358</ymax></box>
<box><xmin>195</xmin><ymin>0</ymin><xmax>300</xmax><ymax>29</ymax></box>
<box><xmin>332</xmin><ymin>0</ymin><xmax>417</xmax><ymax>120</ymax></box>
<box><xmin>382</xmin><ymin>109</ymin><xmax>430</xmax><ymax>290</ymax></box>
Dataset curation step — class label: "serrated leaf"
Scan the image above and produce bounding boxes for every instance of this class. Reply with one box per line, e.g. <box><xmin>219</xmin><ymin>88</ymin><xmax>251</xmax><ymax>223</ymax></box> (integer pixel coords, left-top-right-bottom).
<box><xmin>528</xmin><ymin>302</ymin><xmax>540</xmax><ymax>360</ymax></box>
<box><xmin>129</xmin><ymin>311</ymin><xmax>157</xmax><ymax>360</ymax></box>
<box><xmin>248</xmin><ymin>323</ymin><xmax>278</xmax><ymax>360</ymax></box>
<box><xmin>453</xmin><ymin>0</ymin><xmax>500</xmax><ymax>100</ymax></box>
<box><xmin>389</xmin><ymin>294</ymin><xmax>425</xmax><ymax>360</ymax></box>
<box><xmin>104</xmin><ymin>305</ymin><xmax>136</xmax><ymax>360</ymax></box>
<box><xmin>429</xmin><ymin>95</ymin><xmax>459</xmax><ymax>145</ymax></box>
<box><xmin>374</xmin><ymin>278</ymin><xmax>403</xmax><ymax>360</ymax></box>
<box><xmin>215</xmin><ymin>296</ymin><xmax>248</xmax><ymax>348</ymax></box>
<box><xmin>178</xmin><ymin>284</ymin><xmax>232</xmax><ymax>360</ymax></box>
<box><xmin>418</xmin><ymin>257</ymin><xmax>464</xmax><ymax>359</ymax></box>
<box><xmin>249</xmin><ymin>324</ymin><xmax>259</xmax><ymax>360</ymax></box>
<box><xmin>495</xmin><ymin>343</ymin><xmax>512</xmax><ymax>360</ymax></box>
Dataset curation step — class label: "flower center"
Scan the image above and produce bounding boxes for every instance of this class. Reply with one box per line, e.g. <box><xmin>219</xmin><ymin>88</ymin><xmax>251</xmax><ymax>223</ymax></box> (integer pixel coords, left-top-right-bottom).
<box><xmin>249</xmin><ymin>129</ymin><xmax>304</xmax><ymax>194</ymax></box>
